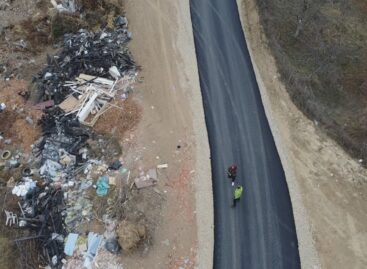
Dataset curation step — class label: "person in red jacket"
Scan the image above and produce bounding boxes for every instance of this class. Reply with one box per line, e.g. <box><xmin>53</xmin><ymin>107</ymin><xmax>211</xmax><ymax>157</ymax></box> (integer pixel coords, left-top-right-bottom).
<box><xmin>227</xmin><ymin>164</ymin><xmax>237</xmax><ymax>186</ymax></box>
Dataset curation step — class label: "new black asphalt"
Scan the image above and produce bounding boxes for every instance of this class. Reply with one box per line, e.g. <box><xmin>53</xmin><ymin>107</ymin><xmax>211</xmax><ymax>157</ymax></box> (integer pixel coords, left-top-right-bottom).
<box><xmin>190</xmin><ymin>0</ymin><xmax>301</xmax><ymax>268</ymax></box>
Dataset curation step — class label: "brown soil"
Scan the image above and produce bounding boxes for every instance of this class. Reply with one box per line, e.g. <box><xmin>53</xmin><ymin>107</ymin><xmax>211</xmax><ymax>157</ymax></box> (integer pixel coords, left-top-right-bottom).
<box><xmin>0</xmin><ymin>80</ymin><xmax>42</xmax><ymax>151</ymax></box>
<box><xmin>94</xmin><ymin>98</ymin><xmax>142</xmax><ymax>140</ymax></box>
<box><xmin>238</xmin><ymin>0</ymin><xmax>367</xmax><ymax>268</ymax></box>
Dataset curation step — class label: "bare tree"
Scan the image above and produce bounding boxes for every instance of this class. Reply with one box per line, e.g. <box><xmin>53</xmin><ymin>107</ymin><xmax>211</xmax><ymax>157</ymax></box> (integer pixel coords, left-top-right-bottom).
<box><xmin>294</xmin><ymin>0</ymin><xmax>309</xmax><ymax>38</ymax></box>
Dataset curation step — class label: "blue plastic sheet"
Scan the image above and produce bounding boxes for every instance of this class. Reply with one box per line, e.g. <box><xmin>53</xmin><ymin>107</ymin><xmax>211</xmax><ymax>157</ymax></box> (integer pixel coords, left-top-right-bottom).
<box><xmin>83</xmin><ymin>232</ymin><xmax>103</xmax><ymax>269</ymax></box>
<box><xmin>96</xmin><ymin>176</ymin><xmax>109</xmax><ymax>196</ymax></box>
<box><xmin>64</xmin><ymin>233</ymin><xmax>79</xmax><ymax>256</ymax></box>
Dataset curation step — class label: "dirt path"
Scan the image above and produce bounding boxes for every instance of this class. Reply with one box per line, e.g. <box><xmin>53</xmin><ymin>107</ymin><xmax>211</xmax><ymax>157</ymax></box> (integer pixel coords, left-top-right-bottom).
<box><xmin>123</xmin><ymin>0</ymin><xmax>213</xmax><ymax>268</ymax></box>
<box><xmin>237</xmin><ymin>0</ymin><xmax>367</xmax><ymax>268</ymax></box>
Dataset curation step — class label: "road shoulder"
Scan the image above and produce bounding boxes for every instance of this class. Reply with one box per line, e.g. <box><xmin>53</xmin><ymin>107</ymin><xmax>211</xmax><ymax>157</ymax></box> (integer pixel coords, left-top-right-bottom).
<box><xmin>124</xmin><ymin>0</ymin><xmax>213</xmax><ymax>268</ymax></box>
<box><xmin>179</xmin><ymin>1</ymin><xmax>214</xmax><ymax>268</ymax></box>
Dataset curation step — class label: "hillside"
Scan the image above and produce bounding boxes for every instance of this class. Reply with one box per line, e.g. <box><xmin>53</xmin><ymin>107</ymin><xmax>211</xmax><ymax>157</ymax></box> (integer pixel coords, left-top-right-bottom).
<box><xmin>256</xmin><ymin>0</ymin><xmax>367</xmax><ymax>162</ymax></box>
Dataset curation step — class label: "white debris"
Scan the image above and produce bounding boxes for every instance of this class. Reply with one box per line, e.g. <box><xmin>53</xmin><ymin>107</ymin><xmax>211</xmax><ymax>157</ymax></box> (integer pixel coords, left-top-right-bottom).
<box><xmin>100</xmin><ymin>32</ymin><xmax>108</xmax><ymax>40</ymax></box>
<box><xmin>61</xmin><ymin>72</ymin><xmax>136</xmax><ymax>126</ymax></box>
<box><xmin>0</xmin><ymin>102</ymin><xmax>6</xmax><ymax>112</ymax></box>
<box><xmin>44</xmin><ymin>72</ymin><xmax>53</xmax><ymax>79</ymax></box>
<box><xmin>40</xmin><ymin>159</ymin><xmax>63</xmax><ymax>179</ymax></box>
<box><xmin>12</xmin><ymin>178</ymin><xmax>36</xmax><ymax>197</ymax></box>
<box><xmin>157</xmin><ymin>164</ymin><xmax>168</xmax><ymax>169</ymax></box>
<box><xmin>109</xmin><ymin>66</ymin><xmax>121</xmax><ymax>79</ymax></box>
<box><xmin>25</xmin><ymin>116</ymin><xmax>34</xmax><ymax>125</ymax></box>
<box><xmin>50</xmin><ymin>0</ymin><xmax>77</xmax><ymax>13</ymax></box>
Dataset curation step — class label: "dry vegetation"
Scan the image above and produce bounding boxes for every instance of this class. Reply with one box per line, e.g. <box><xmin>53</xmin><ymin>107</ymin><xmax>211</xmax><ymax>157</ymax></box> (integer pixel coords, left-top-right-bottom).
<box><xmin>94</xmin><ymin>98</ymin><xmax>142</xmax><ymax>139</ymax></box>
<box><xmin>256</xmin><ymin>0</ymin><xmax>367</xmax><ymax>162</ymax></box>
<box><xmin>0</xmin><ymin>0</ymin><xmax>125</xmax><ymax>80</ymax></box>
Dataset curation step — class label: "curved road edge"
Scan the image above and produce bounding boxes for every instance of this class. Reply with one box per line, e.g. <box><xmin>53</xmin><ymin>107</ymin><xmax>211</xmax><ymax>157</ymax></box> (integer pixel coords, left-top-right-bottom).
<box><xmin>235</xmin><ymin>0</ymin><xmax>321</xmax><ymax>268</ymax></box>
<box><xmin>178</xmin><ymin>1</ymin><xmax>214</xmax><ymax>268</ymax></box>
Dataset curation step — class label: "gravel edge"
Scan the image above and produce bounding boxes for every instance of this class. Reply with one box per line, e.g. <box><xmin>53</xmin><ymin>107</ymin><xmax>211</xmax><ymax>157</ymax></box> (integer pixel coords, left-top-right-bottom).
<box><xmin>177</xmin><ymin>1</ymin><xmax>214</xmax><ymax>268</ymax></box>
<box><xmin>235</xmin><ymin>0</ymin><xmax>321</xmax><ymax>268</ymax></box>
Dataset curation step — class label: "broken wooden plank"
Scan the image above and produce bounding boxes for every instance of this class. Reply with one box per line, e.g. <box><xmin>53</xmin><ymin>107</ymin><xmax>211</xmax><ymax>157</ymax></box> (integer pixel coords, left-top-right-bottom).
<box><xmin>58</xmin><ymin>96</ymin><xmax>80</xmax><ymax>113</ymax></box>
<box><xmin>78</xmin><ymin>74</ymin><xmax>114</xmax><ymax>86</ymax></box>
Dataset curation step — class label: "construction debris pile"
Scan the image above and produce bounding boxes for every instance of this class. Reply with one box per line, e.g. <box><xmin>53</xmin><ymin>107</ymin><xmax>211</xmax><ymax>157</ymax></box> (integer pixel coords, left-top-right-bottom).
<box><xmin>2</xmin><ymin>16</ymin><xmax>144</xmax><ymax>269</ymax></box>
<box><xmin>33</xmin><ymin>21</ymin><xmax>134</xmax><ymax>104</ymax></box>
<box><xmin>60</xmin><ymin>73</ymin><xmax>136</xmax><ymax>126</ymax></box>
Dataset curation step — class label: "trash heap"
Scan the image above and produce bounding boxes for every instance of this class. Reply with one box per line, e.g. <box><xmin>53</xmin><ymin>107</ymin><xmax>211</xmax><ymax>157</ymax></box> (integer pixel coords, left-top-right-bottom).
<box><xmin>5</xmin><ymin>17</ymin><xmax>138</xmax><ymax>269</ymax></box>
<box><xmin>33</xmin><ymin>21</ymin><xmax>134</xmax><ymax>104</ymax></box>
<box><xmin>60</xmin><ymin>73</ymin><xmax>135</xmax><ymax>127</ymax></box>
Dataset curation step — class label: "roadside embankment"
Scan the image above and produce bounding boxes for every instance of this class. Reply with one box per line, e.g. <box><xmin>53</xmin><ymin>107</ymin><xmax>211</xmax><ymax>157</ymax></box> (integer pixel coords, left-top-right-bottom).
<box><xmin>237</xmin><ymin>0</ymin><xmax>367</xmax><ymax>268</ymax></box>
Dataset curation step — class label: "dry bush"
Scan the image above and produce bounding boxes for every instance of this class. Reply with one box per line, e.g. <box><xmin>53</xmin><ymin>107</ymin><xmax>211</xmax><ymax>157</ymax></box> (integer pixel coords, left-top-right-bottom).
<box><xmin>256</xmin><ymin>0</ymin><xmax>367</xmax><ymax>161</ymax></box>
<box><xmin>0</xmin><ymin>237</ymin><xmax>15</xmax><ymax>268</ymax></box>
<box><xmin>117</xmin><ymin>220</ymin><xmax>146</xmax><ymax>251</ymax></box>
<box><xmin>77</xmin><ymin>0</ymin><xmax>124</xmax><ymax>14</ymax></box>
<box><xmin>51</xmin><ymin>13</ymin><xmax>88</xmax><ymax>40</ymax></box>
<box><xmin>77</xmin><ymin>0</ymin><xmax>103</xmax><ymax>10</ymax></box>
<box><xmin>20</xmin><ymin>16</ymin><xmax>51</xmax><ymax>51</ymax></box>
<box><xmin>94</xmin><ymin>98</ymin><xmax>142</xmax><ymax>140</ymax></box>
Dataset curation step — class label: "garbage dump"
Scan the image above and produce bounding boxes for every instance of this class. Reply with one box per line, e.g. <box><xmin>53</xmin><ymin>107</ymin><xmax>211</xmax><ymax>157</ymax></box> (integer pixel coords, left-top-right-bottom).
<box><xmin>33</xmin><ymin>25</ymin><xmax>135</xmax><ymax>104</ymax></box>
<box><xmin>3</xmin><ymin>16</ymin><xmax>139</xmax><ymax>269</ymax></box>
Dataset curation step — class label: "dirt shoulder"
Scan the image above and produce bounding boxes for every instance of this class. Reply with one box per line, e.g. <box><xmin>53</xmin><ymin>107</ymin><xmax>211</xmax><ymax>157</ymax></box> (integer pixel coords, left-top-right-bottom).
<box><xmin>237</xmin><ymin>0</ymin><xmax>367</xmax><ymax>268</ymax></box>
<box><xmin>123</xmin><ymin>0</ymin><xmax>213</xmax><ymax>268</ymax></box>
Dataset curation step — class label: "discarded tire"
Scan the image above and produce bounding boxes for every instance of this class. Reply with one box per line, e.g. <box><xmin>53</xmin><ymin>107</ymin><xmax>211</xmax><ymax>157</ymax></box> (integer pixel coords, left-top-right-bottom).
<box><xmin>22</xmin><ymin>167</ymin><xmax>32</xmax><ymax>177</ymax></box>
<box><xmin>105</xmin><ymin>238</ymin><xmax>121</xmax><ymax>254</ymax></box>
<box><xmin>1</xmin><ymin>150</ymin><xmax>11</xmax><ymax>160</ymax></box>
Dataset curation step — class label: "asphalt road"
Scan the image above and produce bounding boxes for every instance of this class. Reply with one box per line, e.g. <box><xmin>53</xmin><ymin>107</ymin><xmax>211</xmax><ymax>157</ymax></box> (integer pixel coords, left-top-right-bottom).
<box><xmin>190</xmin><ymin>1</ymin><xmax>301</xmax><ymax>268</ymax></box>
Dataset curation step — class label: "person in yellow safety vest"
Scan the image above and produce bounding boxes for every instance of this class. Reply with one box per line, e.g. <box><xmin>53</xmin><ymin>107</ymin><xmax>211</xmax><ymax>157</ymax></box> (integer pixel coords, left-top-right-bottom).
<box><xmin>232</xmin><ymin>185</ymin><xmax>243</xmax><ymax>207</ymax></box>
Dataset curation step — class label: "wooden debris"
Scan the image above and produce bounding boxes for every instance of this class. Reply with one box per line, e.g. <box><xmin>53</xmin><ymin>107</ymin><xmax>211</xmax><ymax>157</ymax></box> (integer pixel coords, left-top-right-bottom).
<box><xmin>58</xmin><ymin>96</ymin><xmax>80</xmax><ymax>113</ymax></box>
